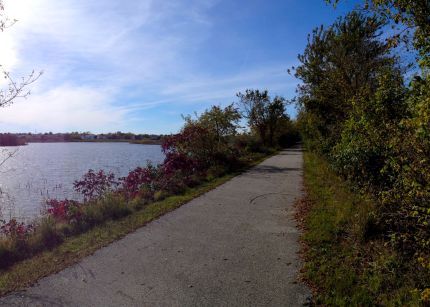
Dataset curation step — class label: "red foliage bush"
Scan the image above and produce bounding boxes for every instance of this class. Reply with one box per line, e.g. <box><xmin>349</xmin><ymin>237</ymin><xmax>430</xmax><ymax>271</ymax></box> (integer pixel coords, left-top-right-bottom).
<box><xmin>46</xmin><ymin>199</ymin><xmax>82</xmax><ymax>223</ymax></box>
<box><xmin>0</xmin><ymin>219</ymin><xmax>34</xmax><ymax>239</ymax></box>
<box><xmin>74</xmin><ymin>169</ymin><xmax>118</xmax><ymax>201</ymax></box>
<box><xmin>162</xmin><ymin>152</ymin><xmax>200</xmax><ymax>176</ymax></box>
<box><xmin>120</xmin><ymin>164</ymin><xmax>158</xmax><ymax>199</ymax></box>
<box><xmin>162</xmin><ymin>124</ymin><xmax>212</xmax><ymax>171</ymax></box>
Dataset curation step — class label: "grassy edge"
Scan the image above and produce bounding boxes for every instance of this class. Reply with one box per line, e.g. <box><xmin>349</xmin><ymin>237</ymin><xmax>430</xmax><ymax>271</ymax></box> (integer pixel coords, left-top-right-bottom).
<box><xmin>0</xmin><ymin>151</ymin><xmax>276</xmax><ymax>297</ymax></box>
<box><xmin>296</xmin><ymin>151</ymin><xmax>424</xmax><ymax>306</ymax></box>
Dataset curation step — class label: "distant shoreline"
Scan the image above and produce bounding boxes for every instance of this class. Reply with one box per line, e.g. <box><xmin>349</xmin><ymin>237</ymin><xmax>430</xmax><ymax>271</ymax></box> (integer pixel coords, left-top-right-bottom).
<box><xmin>0</xmin><ymin>139</ymin><xmax>163</xmax><ymax>146</ymax></box>
<box><xmin>0</xmin><ymin>132</ymin><xmax>165</xmax><ymax>147</ymax></box>
<box><xmin>72</xmin><ymin>139</ymin><xmax>163</xmax><ymax>145</ymax></box>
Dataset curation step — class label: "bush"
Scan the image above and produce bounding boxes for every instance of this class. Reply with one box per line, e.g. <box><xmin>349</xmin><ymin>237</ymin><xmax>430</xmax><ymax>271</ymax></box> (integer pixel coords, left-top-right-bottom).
<box><xmin>295</xmin><ymin>9</ymin><xmax>429</xmax><ymax>299</ymax></box>
<box><xmin>0</xmin><ymin>241</ymin><xmax>15</xmax><ymax>269</ymax></box>
<box><xmin>80</xmin><ymin>194</ymin><xmax>131</xmax><ymax>227</ymax></box>
<box><xmin>45</xmin><ymin>199</ymin><xmax>82</xmax><ymax>224</ymax></box>
<box><xmin>379</xmin><ymin>77</ymin><xmax>430</xmax><ymax>258</ymax></box>
<box><xmin>120</xmin><ymin>163</ymin><xmax>158</xmax><ymax>200</ymax></box>
<box><xmin>0</xmin><ymin>98</ymin><xmax>280</xmax><ymax>271</ymax></box>
<box><xmin>154</xmin><ymin>190</ymin><xmax>169</xmax><ymax>202</ymax></box>
<box><xmin>74</xmin><ymin>169</ymin><xmax>118</xmax><ymax>201</ymax></box>
<box><xmin>31</xmin><ymin>217</ymin><xmax>62</xmax><ymax>250</ymax></box>
<box><xmin>0</xmin><ymin>219</ymin><xmax>34</xmax><ymax>241</ymax></box>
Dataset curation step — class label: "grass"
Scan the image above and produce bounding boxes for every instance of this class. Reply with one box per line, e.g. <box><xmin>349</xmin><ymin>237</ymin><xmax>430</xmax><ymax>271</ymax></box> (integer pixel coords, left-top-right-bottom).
<box><xmin>0</xmin><ymin>151</ymin><xmax>273</xmax><ymax>297</ymax></box>
<box><xmin>298</xmin><ymin>151</ymin><xmax>428</xmax><ymax>306</ymax></box>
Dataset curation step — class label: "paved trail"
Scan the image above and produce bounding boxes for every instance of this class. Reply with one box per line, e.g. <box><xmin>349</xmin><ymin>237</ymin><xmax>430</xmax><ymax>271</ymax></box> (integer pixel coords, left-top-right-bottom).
<box><xmin>1</xmin><ymin>147</ymin><xmax>311</xmax><ymax>306</ymax></box>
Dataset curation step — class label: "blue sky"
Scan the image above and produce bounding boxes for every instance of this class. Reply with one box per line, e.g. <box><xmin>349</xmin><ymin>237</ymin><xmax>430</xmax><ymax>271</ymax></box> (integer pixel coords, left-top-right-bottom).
<box><xmin>0</xmin><ymin>0</ymin><xmax>358</xmax><ymax>134</ymax></box>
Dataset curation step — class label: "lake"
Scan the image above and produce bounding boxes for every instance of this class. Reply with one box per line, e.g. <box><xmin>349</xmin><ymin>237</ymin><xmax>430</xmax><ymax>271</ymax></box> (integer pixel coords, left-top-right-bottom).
<box><xmin>0</xmin><ymin>143</ymin><xmax>164</xmax><ymax>220</ymax></box>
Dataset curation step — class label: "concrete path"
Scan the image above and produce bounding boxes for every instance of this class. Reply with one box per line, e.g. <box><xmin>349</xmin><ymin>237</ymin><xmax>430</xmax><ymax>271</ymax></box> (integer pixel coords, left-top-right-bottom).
<box><xmin>0</xmin><ymin>147</ymin><xmax>311</xmax><ymax>306</ymax></box>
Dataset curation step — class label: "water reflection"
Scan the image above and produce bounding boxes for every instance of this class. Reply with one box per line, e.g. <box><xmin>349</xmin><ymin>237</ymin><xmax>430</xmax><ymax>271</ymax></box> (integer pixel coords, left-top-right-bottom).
<box><xmin>0</xmin><ymin>143</ymin><xmax>164</xmax><ymax>220</ymax></box>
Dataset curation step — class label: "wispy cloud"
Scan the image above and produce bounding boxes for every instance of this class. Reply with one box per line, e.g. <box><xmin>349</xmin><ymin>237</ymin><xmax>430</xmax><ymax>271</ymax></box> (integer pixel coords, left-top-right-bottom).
<box><xmin>0</xmin><ymin>0</ymin><xmax>299</xmax><ymax>133</ymax></box>
<box><xmin>0</xmin><ymin>85</ymin><xmax>126</xmax><ymax>132</ymax></box>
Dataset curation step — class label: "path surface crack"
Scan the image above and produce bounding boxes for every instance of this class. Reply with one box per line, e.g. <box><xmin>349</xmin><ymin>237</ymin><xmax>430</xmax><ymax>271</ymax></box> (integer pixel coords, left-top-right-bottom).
<box><xmin>249</xmin><ymin>192</ymin><xmax>291</xmax><ymax>204</ymax></box>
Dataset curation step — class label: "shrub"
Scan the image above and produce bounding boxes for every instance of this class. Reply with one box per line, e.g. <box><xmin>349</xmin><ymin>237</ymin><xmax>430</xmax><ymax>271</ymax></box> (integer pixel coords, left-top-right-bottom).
<box><xmin>0</xmin><ymin>241</ymin><xmax>15</xmax><ymax>269</ymax></box>
<box><xmin>162</xmin><ymin>124</ymin><xmax>209</xmax><ymax>172</ymax></box>
<box><xmin>155</xmin><ymin>169</ymin><xmax>189</xmax><ymax>195</ymax></box>
<box><xmin>80</xmin><ymin>194</ymin><xmax>131</xmax><ymax>227</ymax></box>
<box><xmin>97</xmin><ymin>194</ymin><xmax>131</xmax><ymax>220</ymax></box>
<box><xmin>74</xmin><ymin>169</ymin><xmax>118</xmax><ymax>201</ymax></box>
<box><xmin>379</xmin><ymin>77</ymin><xmax>430</xmax><ymax>258</ymax></box>
<box><xmin>120</xmin><ymin>163</ymin><xmax>158</xmax><ymax>199</ymax></box>
<box><xmin>295</xmin><ymin>7</ymin><xmax>430</xmax><ymax>298</ymax></box>
<box><xmin>0</xmin><ymin>219</ymin><xmax>34</xmax><ymax>266</ymax></box>
<box><xmin>46</xmin><ymin>199</ymin><xmax>82</xmax><ymax>224</ymax></box>
<box><xmin>206</xmin><ymin>165</ymin><xmax>228</xmax><ymax>181</ymax></box>
<box><xmin>0</xmin><ymin>98</ymin><xmax>279</xmax><ymax>272</ymax></box>
<box><xmin>154</xmin><ymin>190</ymin><xmax>169</xmax><ymax>202</ymax></box>
<box><xmin>0</xmin><ymin>219</ymin><xmax>34</xmax><ymax>240</ymax></box>
<box><xmin>31</xmin><ymin>217</ymin><xmax>62</xmax><ymax>250</ymax></box>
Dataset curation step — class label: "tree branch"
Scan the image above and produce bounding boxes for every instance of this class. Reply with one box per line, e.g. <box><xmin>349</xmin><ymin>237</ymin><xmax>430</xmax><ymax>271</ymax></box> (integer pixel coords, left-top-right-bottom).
<box><xmin>0</xmin><ymin>67</ymin><xmax>43</xmax><ymax>108</ymax></box>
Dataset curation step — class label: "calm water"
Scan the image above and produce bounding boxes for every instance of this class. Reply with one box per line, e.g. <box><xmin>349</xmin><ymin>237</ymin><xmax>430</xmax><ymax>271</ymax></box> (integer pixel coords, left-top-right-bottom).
<box><xmin>0</xmin><ymin>143</ymin><xmax>164</xmax><ymax>220</ymax></box>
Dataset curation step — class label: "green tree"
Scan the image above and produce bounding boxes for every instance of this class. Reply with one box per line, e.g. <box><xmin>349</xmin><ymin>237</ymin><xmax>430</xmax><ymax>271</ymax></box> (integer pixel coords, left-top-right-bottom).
<box><xmin>237</xmin><ymin>89</ymin><xmax>288</xmax><ymax>146</ymax></box>
<box><xmin>196</xmin><ymin>104</ymin><xmax>241</xmax><ymax>146</ymax></box>
<box><xmin>267</xmin><ymin>97</ymin><xmax>287</xmax><ymax>147</ymax></box>
<box><xmin>381</xmin><ymin>76</ymin><xmax>430</xmax><ymax>257</ymax></box>
<box><xmin>180</xmin><ymin>104</ymin><xmax>242</xmax><ymax>168</ymax></box>
<box><xmin>327</xmin><ymin>0</ymin><xmax>430</xmax><ymax>68</ymax></box>
<box><xmin>295</xmin><ymin>11</ymin><xmax>397</xmax><ymax>153</ymax></box>
<box><xmin>332</xmin><ymin>68</ymin><xmax>407</xmax><ymax>188</ymax></box>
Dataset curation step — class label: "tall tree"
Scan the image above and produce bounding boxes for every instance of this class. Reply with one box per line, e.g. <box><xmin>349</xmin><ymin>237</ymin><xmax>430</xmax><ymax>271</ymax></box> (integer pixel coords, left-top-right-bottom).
<box><xmin>237</xmin><ymin>89</ymin><xmax>287</xmax><ymax>146</ymax></box>
<box><xmin>196</xmin><ymin>104</ymin><xmax>241</xmax><ymax>145</ymax></box>
<box><xmin>327</xmin><ymin>0</ymin><xmax>430</xmax><ymax>68</ymax></box>
<box><xmin>295</xmin><ymin>11</ymin><xmax>398</xmax><ymax>152</ymax></box>
<box><xmin>267</xmin><ymin>96</ymin><xmax>287</xmax><ymax>147</ymax></box>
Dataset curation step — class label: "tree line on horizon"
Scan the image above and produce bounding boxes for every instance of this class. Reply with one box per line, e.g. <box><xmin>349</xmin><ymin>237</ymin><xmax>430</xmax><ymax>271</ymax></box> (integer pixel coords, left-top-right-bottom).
<box><xmin>0</xmin><ymin>132</ymin><xmax>166</xmax><ymax>146</ymax></box>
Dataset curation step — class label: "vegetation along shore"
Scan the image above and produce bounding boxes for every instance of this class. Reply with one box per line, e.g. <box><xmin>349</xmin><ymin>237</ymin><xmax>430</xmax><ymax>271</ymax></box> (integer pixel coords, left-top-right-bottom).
<box><xmin>0</xmin><ymin>91</ymin><xmax>299</xmax><ymax>295</ymax></box>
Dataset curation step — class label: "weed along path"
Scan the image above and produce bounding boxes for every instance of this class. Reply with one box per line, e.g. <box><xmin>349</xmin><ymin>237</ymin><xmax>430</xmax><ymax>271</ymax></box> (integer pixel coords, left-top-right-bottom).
<box><xmin>0</xmin><ymin>148</ymin><xmax>311</xmax><ymax>306</ymax></box>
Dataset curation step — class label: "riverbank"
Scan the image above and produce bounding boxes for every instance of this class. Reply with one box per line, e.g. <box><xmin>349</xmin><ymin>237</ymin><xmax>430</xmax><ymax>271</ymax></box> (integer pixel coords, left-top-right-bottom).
<box><xmin>0</xmin><ymin>148</ymin><xmax>311</xmax><ymax>305</ymax></box>
<box><xmin>297</xmin><ymin>152</ymin><xmax>429</xmax><ymax>305</ymax></box>
<box><xmin>0</xmin><ymin>142</ymin><xmax>165</xmax><ymax>219</ymax></box>
<box><xmin>0</xmin><ymin>150</ymin><xmax>275</xmax><ymax>296</ymax></box>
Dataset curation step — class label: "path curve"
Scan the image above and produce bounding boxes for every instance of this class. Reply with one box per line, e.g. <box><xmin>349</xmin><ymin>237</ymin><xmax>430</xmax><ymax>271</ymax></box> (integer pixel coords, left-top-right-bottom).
<box><xmin>0</xmin><ymin>147</ymin><xmax>311</xmax><ymax>306</ymax></box>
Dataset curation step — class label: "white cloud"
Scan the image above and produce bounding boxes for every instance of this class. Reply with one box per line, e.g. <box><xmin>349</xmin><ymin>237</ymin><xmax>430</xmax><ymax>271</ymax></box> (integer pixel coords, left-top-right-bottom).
<box><xmin>0</xmin><ymin>85</ymin><xmax>127</xmax><ymax>132</ymax></box>
<box><xmin>162</xmin><ymin>66</ymin><xmax>296</xmax><ymax>98</ymax></box>
<box><xmin>0</xmin><ymin>34</ymin><xmax>17</xmax><ymax>71</ymax></box>
<box><xmin>2</xmin><ymin>0</ymin><xmax>215</xmax><ymax>82</ymax></box>
<box><xmin>123</xmin><ymin>65</ymin><xmax>298</xmax><ymax>108</ymax></box>
<box><xmin>0</xmin><ymin>0</ymin><xmax>297</xmax><ymax>133</ymax></box>
<box><xmin>0</xmin><ymin>0</ymin><xmax>216</xmax><ymax>132</ymax></box>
